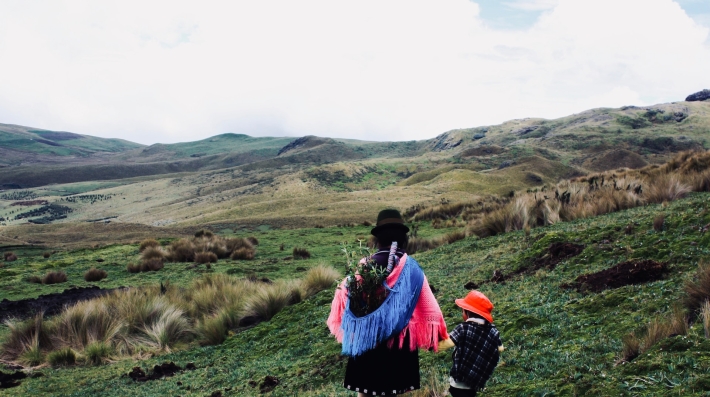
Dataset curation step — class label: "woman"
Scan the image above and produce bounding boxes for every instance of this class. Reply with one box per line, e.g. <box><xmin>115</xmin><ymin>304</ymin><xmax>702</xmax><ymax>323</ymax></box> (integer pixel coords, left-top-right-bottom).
<box><xmin>327</xmin><ymin>209</ymin><xmax>448</xmax><ymax>396</ymax></box>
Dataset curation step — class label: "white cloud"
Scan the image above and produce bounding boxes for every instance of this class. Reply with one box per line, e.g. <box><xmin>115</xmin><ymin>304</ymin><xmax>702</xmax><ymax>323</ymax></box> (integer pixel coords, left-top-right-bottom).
<box><xmin>503</xmin><ymin>0</ymin><xmax>559</xmax><ymax>11</ymax></box>
<box><xmin>0</xmin><ymin>0</ymin><xmax>708</xmax><ymax>144</ymax></box>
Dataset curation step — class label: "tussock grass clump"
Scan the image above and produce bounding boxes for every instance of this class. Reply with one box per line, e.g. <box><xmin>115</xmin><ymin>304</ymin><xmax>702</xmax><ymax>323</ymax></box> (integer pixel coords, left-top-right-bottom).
<box><xmin>1</xmin><ymin>271</ymin><xmax>325</xmax><ymax>363</ymax></box>
<box><xmin>42</xmin><ymin>271</ymin><xmax>68</xmax><ymax>284</ymax></box>
<box><xmin>4</xmin><ymin>252</ymin><xmax>17</xmax><ymax>262</ymax></box>
<box><xmin>194</xmin><ymin>229</ymin><xmax>214</xmax><ymax>238</ymax></box>
<box><xmin>620</xmin><ymin>333</ymin><xmax>641</xmax><ymax>362</ymax></box>
<box><xmin>653</xmin><ymin>214</ymin><xmax>665</xmax><ymax>231</ymax></box>
<box><xmin>84</xmin><ymin>268</ymin><xmax>108</xmax><ymax>282</ymax></box>
<box><xmin>168</xmin><ymin>235</ymin><xmax>255</xmax><ymax>262</ymax></box>
<box><xmin>42</xmin><ymin>252</ymin><xmax>52</xmax><ymax>259</ymax></box>
<box><xmin>701</xmin><ymin>301</ymin><xmax>710</xmax><ymax>339</ymax></box>
<box><xmin>126</xmin><ymin>263</ymin><xmax>140</xmax><ymax>273</ymax></box>
<box><xmin>195</xmin><ymin>252</ymin><xmax>218</xmax><ymax>264</ymax></box>
<box><xmin>684</xmin><ymin>260</ymin><xmax>710</xmax><ymax>317</ymax></box>
<box><xmin>245</xmin><ymin>283</ymin><xmax>293</xmax><ymax>321</ymax></box>
<box><xmin>47</xmin><ymin>347</ymin><xmax>76</xmax><ymax>367</ymax></box>
<box><xmin>231</xmin><ymin>247</ymin><xmax>254</xmax><ymax>260</ymax></box>
<box><xmin>301</xmin><ymin>265</ymin><xmax>340</xmax><ymax>297</ymax></box>
<box><xmin>141</xmin><ymin>246</ymin><xmax>167</xmax><ymax>262</ymax></box>
<box><xmin>468</xmin><ymin>150</ymin><xmax>710</xmax><ymax>238</ymax></box>
<box><xmin>644</xmin><ymin>174</ymin><xmax>691</xmax><ymax>204</ymax></box>
<box><xmin>139</xmin><ymin>238</ymin><xmax>160</xmax><ymax>252</ymax></box>
<box><xmin>168</xmin><ymin>238</ymin><xmax>196</xmax><ymax>262</ymax></box>
<box><xmin>247</xmin><ymin>236</ymin><xmax>259</xmax><ymax>246</ymax></box>
<box><xmin>1</xmin><ymin>315</ymin><xmax>54</xmax><ymax>364</ymax></box>
<box><xmin>27</xmin><ymin>275</ymin><xmax>42</xmax><ymax>284</ymax></box>
<box><xmin>85</xmin><ymin>341</ymin><xmax>113</xmax><ymax>365</ymax></box>
<box><xmin>141</xmin><ymin>259</ymin><xmax>164</xmax><ymax>272</ymax></box>
<box><xmin>293</xmin><ymin>247</ymin><xmax>311</xmax><ymax>259</ymax></box>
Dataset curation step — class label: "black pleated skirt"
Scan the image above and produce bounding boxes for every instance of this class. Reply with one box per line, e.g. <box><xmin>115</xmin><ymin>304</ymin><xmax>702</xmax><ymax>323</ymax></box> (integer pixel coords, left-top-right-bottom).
<box><xmin>343</xmin><ymin>335</ymin><xmax>420</xmax><ymax>396</ymax></box>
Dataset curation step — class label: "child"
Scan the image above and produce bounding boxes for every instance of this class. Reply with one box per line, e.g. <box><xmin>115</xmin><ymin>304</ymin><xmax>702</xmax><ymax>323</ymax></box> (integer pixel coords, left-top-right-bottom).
<box><xmin>438</xmin><ymin>290</ymin><xmax>503</xmax><ymax>397</ymax></box>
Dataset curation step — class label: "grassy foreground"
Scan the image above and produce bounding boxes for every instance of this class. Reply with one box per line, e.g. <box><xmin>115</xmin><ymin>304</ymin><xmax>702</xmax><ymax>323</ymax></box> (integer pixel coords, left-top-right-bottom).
<box><xmin>2</xmin><ymin>193</ymin><xmax>710</xmax><ymax>396</ymax></box>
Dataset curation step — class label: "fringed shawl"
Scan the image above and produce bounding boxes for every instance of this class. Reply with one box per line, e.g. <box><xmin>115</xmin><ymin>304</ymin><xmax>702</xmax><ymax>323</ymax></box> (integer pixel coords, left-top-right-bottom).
<box><xmin>327</xmin><ymin>254</ymin><xmax>448</xmax><ymax>357</ymax></box>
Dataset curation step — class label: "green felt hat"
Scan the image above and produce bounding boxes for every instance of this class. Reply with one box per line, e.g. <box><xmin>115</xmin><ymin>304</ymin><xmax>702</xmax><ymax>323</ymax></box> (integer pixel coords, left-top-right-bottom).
<box><xmin>371</xmin><ymin>209</ymin><xmax>410</xmax><ymax>236</ymax></box>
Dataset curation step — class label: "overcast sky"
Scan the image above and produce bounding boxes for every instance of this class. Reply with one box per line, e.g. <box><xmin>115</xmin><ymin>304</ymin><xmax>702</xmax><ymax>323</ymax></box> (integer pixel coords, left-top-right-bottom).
<box><xmin>0</xmin><ymin>0</ymin><xmax>709</xmax><ymax>145</ymax></box>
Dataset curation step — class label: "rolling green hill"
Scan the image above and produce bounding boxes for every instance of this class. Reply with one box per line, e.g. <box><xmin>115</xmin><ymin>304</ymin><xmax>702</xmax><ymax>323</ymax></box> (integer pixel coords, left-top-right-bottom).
<box><xmin>0</xmin><ymin>123</ymin><xmax>143</xmax><ymax>165</ymax></box>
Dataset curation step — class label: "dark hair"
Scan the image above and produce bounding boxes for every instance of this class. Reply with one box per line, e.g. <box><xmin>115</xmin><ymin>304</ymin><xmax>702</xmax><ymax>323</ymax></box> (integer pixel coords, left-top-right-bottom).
<box><xmin>373</xmin><ymin>228</ymin><xmax>408</xmax><ymax>251</ymax></box>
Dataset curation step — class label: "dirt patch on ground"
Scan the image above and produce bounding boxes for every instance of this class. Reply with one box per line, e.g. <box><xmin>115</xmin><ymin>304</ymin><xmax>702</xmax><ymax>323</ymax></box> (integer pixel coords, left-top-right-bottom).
<box><xmin>0</xmin><ymin>286</ymin><xmax>118</xmax><ymax>322</ymax></box>
<box><xmin>0</xmin><ymin>370</ymin><xmax>27</xmax><ymax>389</ymax></box>
<box><xmin>260</xmin><ymin>376</ymin><xmax>280</xmax><ymax>393</ymax></box>
<box><xmin>470</xmin><ymin>242</ymin><xmax>584</xmax><ymax>287</ymax></box>
<box><xmin>534</xmin><ymin>242</ymin><xmax>585</xmax><ymax>269</ymax></box>
<box><xmin>128</xmin><ymin>362</ymin><xmax>196</xmax><ymax>382</ymax></box>
<box><xmin>565</xmin><ymin>260</ymin><xmax>668</xmax><ymax>292</ymax></box>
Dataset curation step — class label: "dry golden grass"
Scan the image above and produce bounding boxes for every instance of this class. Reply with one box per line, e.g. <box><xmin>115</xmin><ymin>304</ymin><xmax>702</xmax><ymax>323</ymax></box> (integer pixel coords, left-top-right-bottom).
<box><xmin>470</xmin><ymin>151</ymin><xmax>710</xmax><ymax>238</ymax></box>
<box><xmin>2</xmin><ymin>269</ymin><xmax>339</xmax><ymax>364</ymax></box>
<box><xmin>301</xmin><ymin>265</ymin><xmax>340</xmax><ymax>297</ymax></box>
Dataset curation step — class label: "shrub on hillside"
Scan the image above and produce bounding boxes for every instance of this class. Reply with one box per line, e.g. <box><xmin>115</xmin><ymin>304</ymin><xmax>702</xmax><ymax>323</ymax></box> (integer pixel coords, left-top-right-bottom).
<box><xmin>4</xmin><ymin>252</ymin><xmax>17</xmax><ymax>262</ymax></box>
<box><xmin>195</xmin><ymin>252</ymin><xmax>218</xmax><ymax>264</ymax></box>
<box><xmin>139</xmin><ymin>238</ymin><xmax>160</xmax><ymax>252</ymax></box>
<box><xmin>42</xmin><ymin>271</ymin><xmax>68</xmax><ymax>285</ymax></box>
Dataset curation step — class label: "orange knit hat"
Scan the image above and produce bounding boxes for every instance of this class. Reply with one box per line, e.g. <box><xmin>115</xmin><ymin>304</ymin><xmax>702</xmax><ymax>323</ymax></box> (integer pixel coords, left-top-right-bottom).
<box><xmin>455</xmin><ymin>290</ymin><xmax>494</xmax><ymax>323</ymax></box>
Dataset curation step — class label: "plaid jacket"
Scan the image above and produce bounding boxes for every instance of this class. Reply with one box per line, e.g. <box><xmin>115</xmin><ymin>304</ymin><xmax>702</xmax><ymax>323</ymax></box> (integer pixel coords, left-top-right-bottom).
<box><xmin>449</xmin><ymin>320</ymin><xmax>501</xmax><ymax>390</ymax></box>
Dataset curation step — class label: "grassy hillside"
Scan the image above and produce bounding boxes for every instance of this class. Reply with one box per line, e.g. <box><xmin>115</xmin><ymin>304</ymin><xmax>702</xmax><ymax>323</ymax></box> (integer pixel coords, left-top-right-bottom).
<box><xmin>1</xmin><ymin>192</ymin><xmax>709</xmax><ymax>396</ymax></box>
<box><xmin>1</xmin><ymin>101</ymin><xmax>708</xmax><ymax>190</ymax></box>
<box><xmin>0</xmin><ymin>124</ymin><xmax>142</xmax><ymax>165</ymax></box>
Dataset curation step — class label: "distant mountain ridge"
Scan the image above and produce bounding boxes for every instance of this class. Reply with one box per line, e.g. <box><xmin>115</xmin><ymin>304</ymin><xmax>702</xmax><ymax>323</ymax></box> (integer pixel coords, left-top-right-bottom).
<box><xmin>0</xmin><ymin>99</ymin><xmax>709</xmax><ymax>189</ymax></box>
